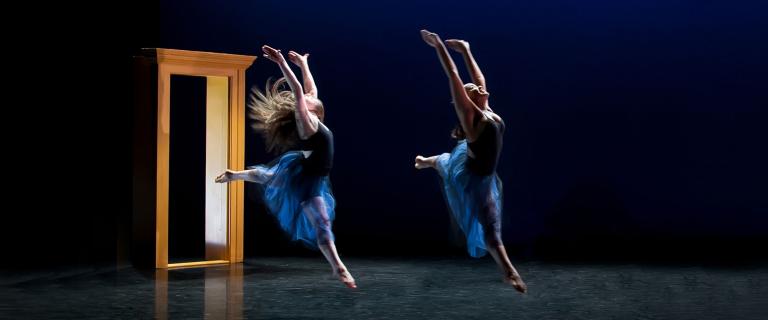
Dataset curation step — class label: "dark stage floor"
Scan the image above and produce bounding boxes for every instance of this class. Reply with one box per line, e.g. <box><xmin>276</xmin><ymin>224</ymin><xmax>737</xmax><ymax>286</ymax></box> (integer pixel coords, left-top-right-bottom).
<box><xmin>1</xmin><ymin>257</ymin><xmax>766</xmax><ymax>319</ymax></box>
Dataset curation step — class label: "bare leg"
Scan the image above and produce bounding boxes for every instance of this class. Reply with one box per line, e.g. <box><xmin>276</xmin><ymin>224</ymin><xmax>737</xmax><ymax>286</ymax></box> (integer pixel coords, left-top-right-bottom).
<box><xmin>214</xmin><ymin>168</ymin><xmax>272</xmax><ymax>184</ymax></box>
<box><xmin>487</xmin><ymin>245</ymin><xmax>527</xmax><ymax>293</ymax></box>
<box><xmin>418</xmin><ymin>152</ymin><xmax>526</xmax><ymax>291</ymax></box>
<box><xmin>478</xmin><ymin>200</ymin><xmax>527</xmax><ymax>293</ymax></box>
<box><xmin>301</xmin><ymin>197</ymin><xmax>356</xmax><ymax>289</ymax></box>
<box><xmin>318</xmin><ymin>243</ymin><xmax>356</xmax><ymax>288</ymax></box>
<box><xmin>414</xmin><ymin>154</ymin><xmax>440</xmax><ymax>170</ymax></box>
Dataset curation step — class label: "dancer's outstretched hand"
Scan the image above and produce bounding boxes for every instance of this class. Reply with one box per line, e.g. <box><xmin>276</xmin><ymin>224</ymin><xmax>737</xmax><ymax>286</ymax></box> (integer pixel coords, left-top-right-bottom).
<box><xmin>262</xmin><ymin>45</ymin><xmax>284</xmax><ymax>63</ymax></box>
<box><xmin>445</xmin><ymin>39</ymin><xmax>469</xmax><ymax>53</ymax></box>
<box><xmin>287</xmin><ymin>50</ymin><xmax>309</xmax><ymax>66</ymax></box>
<box><xmin>420</xmin><ymin>29</ymin><xmax>441</xmax><ymax>47</ymax></box>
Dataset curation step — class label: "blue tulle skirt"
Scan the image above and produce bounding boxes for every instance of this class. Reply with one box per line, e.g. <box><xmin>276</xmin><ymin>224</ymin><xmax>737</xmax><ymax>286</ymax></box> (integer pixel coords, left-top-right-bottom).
<box><xmin>436</xmin><ymin>141</ymin><xmax>503</xmax><ymax>258</ymax></box>
<box><xmin>250</xmin><ymin>151</ymin><xmax>336</xmax><ymax>249</ymax></box>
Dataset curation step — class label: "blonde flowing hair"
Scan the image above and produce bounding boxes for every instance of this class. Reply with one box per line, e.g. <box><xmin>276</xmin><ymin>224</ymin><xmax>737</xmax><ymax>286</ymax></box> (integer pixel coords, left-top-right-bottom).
<box><xmin>249</xmin><ymin>78</ymin><xmax>324</xmax><ymax>153</ymax></box>
<box><xmin>249</xmin><ymin>78</ymin><xmax>299</xmax><ymax>153</ymax></box>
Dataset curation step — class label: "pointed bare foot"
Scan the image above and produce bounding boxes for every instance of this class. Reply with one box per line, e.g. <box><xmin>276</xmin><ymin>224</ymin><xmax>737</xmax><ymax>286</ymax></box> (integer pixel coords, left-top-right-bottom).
<box><xmin>504</xmin><ymin>271</ymin><xmax>527</xmax><ymax>293</ymax></box>
<box><xmin>414</xmin><ymin>155</ymin><xmax>431</xmax><ymax>169</ymax></box>
<box><xmin>215</xmin><ymin>170</ymin><xmax>233</xmax><ymax>183</ymax></box>
<box><xmin>336</xmin><ymin>268</ymin><xmax>357</xmax><ymax>289</ymax></box>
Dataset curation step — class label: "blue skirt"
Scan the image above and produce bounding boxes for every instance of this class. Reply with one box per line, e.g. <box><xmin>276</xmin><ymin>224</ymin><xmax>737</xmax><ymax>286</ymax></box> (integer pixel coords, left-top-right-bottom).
<box><xmin>436</xmin><ymin>141</ymin><xmax>503</xmax><ymax>258</ymax></box>
<box><xmin>250</xmin><ymin>151</ymin><xmax>336</xmax><ymax>249</ymax></box>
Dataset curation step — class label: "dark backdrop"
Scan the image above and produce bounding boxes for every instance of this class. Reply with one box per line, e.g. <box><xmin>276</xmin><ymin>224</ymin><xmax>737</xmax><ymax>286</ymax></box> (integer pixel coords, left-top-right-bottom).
<box><xmin>5</xmin><ymin>0</ymin><xmax>765</xmax><ymax>269</ymax></box>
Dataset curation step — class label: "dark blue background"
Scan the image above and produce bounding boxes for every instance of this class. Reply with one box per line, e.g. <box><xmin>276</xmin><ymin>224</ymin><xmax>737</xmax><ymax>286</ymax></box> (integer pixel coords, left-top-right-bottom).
<box><xmin>7</xmin><ymin>0</ymin><xmax>765</xmax><ymax>268</ymax></box>
<box><xmin>155</xmin><ymin>0</ymin><xmax>767</xmax><ymax>260</ymax></box>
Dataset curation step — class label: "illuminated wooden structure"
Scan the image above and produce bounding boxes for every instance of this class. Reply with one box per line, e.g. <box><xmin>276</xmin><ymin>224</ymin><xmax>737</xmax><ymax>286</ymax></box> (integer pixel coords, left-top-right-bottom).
<box><xmin>133</xmin><ymin>49</ymin><xmax>256</xmax><ymax>268</ymax></box>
